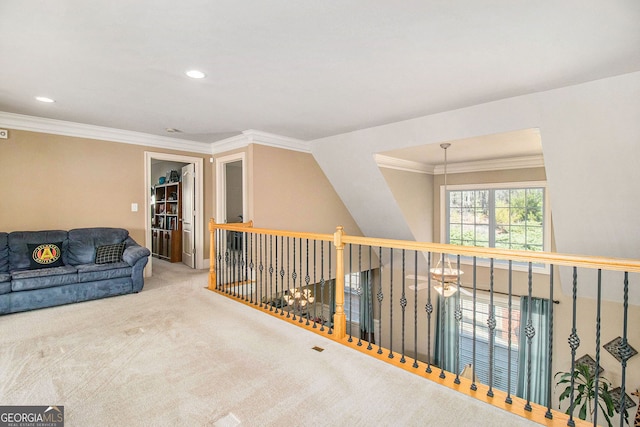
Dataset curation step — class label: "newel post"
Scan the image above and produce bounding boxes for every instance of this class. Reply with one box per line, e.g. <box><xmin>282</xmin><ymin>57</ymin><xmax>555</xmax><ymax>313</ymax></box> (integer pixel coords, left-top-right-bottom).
<box><xmin>333</xmin><ymin>226</ymin><xmax>347</xmax><ymax>339</ymax></box>
<box><xmin>208</xmin><ymin>218</ymin><xmax>216</xmax><ymax>290</ymax></box>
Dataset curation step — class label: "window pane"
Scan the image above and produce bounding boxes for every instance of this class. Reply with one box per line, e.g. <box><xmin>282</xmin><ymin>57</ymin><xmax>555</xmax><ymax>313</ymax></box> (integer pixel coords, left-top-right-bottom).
<box><xmin>495</xmin><ymin>207</ymin><xmax>509</xmax><ymax>226</ymax></box>
<box><xmin>475</xmin><ymin>208</ymin><xmax>489</xmax><ymax>225</ymax></box>
<box><xmin>462</xmin><ymin>191</ymin><xmax>475</xmax><ymax>208</ymax></box>
<box><xmin>446</xmin><ymin>186</ymin><xmax>546</xmax><ymax>253</ymax></box>
<box><xmin>495</xmin><ymin>189</ymin><xmax>510</xmax><ymax>207</ymax></box>
<box><xmin>450</xmin><ymin>191</ymin><xmax>462</xmax><ymax>207</ymax></box>
<box><xmin>476</xmin><ymin>225</ymin><xmax>489</xmax><ymax>245</ymax></box>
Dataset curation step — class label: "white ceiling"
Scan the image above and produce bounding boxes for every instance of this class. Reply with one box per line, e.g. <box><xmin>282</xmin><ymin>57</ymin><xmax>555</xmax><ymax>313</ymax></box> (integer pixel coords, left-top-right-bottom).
<box><xmin>1</xmin><ymin>1</ymin><xmax>639</xmax><ymax>147</ymax></box>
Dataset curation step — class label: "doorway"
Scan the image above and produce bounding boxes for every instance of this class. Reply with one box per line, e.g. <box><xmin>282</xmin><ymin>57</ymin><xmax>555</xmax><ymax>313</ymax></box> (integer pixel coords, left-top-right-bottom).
<box><xmin>216</xmin><ymin>153</ymin><xmax>247</xmax><ymax>224</ymax></box>
<box><xmin>144</xmin><ymin>152</ymin><xmax>204</xmax><ymax>276</ymax></box>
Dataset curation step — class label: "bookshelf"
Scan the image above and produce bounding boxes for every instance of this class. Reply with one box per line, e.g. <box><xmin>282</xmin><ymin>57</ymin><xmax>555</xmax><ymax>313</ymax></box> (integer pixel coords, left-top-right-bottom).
<box><xmin>151</xmin><ymin>182</ymin><xmax>182</xmax><ymax>262</ymax></box>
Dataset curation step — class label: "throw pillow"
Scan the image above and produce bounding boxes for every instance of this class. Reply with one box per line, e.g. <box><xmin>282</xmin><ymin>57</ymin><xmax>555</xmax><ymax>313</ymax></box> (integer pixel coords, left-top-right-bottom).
<box><xmin>27</xmin><ymin>242</ymin><xmax>64</xmax><ymax>269</ymax></box>
<box><xmin>95</xmin><ymin>242</ymin><xmax>126</xmax><ymax>264</ymax></box>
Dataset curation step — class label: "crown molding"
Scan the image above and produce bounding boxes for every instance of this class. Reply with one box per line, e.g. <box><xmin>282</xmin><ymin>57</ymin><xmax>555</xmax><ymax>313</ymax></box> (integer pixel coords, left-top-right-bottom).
<box><xmin>376</xmin><ymin>154</ymin><xmax>545</xmax><ymax>175</ymax></box>
<box><xmin>374</xmin><ymin>154</ymin><xmax>434</xmax><ymax>174</ymax></box>
<box><xmin>211</xmin><ymin>129</ymin><xmax>311</xmax><ymax>155</ymax></box>
<box><xmin>433</xmin><ymin>155</ymin><xmax>545</xmax><ymax>174</ymax></box>
<box><xmin>0</xmin><ymin>111</ymin><xmax>212</xmax><ymax>154</ymax></box>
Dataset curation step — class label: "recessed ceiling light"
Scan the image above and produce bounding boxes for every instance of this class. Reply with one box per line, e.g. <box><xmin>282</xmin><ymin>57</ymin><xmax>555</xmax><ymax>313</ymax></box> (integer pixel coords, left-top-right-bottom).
<box><xmin>35</xmin><ymin>96</ymin><xmax>55</xmax><ymax>103</ymax></box>
<box><xmin>166</xmin><ymin>128</ymin><xmax>182</xmax><ymax>133</ymax></box>
<box><xmin>185</xmin><ymin>70</ymin><xmax>206</xmax><ymax>79</ymax></box>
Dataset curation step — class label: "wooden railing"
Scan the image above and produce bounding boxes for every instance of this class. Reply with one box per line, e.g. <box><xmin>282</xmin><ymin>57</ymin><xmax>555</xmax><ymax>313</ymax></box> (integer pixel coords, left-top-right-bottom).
<box><xmin>208</xmin><ymin>219</ymin><xmax>640</xmax><ymax>427</ymax></box>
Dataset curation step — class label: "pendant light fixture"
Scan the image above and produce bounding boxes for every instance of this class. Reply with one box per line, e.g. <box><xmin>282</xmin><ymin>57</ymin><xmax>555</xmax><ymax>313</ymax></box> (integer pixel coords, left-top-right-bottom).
<box><xmin>430</xmin><ymin>142</ymin><xmax>464</xmax><ymax>297</ymax></box>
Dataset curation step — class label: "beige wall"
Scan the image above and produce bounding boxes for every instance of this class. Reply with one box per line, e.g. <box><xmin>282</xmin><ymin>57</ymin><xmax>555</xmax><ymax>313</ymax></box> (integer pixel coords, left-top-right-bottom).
<box><xmin>0</xmin><ymin>129</ymin><xmax>213</xmax><ymax>256</ymax></box>
<box><xmin>251</xmin><ymin>144</ymin><xmax>362</xmax><ymax>236</ymax></box>
<box><xmin>380</xmin><ymin>167</ymin><xmax>433</xmax><ymax>242</ymax></box>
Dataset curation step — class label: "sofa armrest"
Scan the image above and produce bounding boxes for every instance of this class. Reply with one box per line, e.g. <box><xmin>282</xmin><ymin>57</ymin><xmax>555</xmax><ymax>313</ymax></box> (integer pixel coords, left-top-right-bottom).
<box><xmin>123</xmin><ymin>245</ymin><xmax>151</xmax><ymax>266</ymax></box>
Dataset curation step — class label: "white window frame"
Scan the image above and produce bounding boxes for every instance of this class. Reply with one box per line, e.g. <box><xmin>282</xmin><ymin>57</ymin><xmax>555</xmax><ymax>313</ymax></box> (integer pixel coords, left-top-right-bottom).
<box><xmin>440</xmin><ymin>181</ymin><xmax>551</xmax><ymax>274</ymax></box>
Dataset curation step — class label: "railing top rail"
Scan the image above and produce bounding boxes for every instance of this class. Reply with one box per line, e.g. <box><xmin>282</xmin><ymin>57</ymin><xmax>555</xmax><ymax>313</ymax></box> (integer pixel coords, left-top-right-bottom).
<box><xmin>342</xmin><ymin>235</ymin><xmax>640</xmax><ymax>273</ymax></box>
<box><xmin>209</xmin><ymin>220</ymin><xmax>333</xmax><ymax>243</ymax></box>
<box><xmin>208</xmin><ymin>219</ymin><xmax>640</xmax><ymax>273</ymax></box>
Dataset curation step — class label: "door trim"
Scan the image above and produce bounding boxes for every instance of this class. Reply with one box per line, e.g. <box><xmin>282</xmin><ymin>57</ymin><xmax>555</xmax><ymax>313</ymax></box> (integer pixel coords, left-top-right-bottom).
<box><xmin>144</xmin><ymin>152</ymin><xmax>204</xmax><ymax>276</ymax></box>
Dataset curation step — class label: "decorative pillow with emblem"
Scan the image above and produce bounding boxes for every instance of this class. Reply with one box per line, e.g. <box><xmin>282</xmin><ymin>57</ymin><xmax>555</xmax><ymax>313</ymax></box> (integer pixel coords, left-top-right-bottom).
<box><xmin>27</xmin><ymin>242</ymin><xmax>64</xmax><ymax>269</ymax></box>
<box><xmin>95</xmin><ymin>242</ymin><xmax>126</xmax><ymax>264</ymax></box>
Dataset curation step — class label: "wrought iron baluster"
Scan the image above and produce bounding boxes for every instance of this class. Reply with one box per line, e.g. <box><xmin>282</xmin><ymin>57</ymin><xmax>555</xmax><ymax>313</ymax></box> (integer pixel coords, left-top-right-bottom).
<box><xmin>328</xmin><ymin>248</ymin><xmax>332</xmax><ymax>335</ymax></box>
<box><xmin>357</xmin><ymin>245</ymin><xmax>363</xmax><ymax>346</ymax></box>
<box><xmin>400</xmin><ymin>249</ymin><xmax>407</xmax><ymax>363</ymax></box>
<box><xmin>388</xmin><ymin>248</ymin><xmax>394</xmax><ymax>359</ymax></box>
<box><xmin>268</xmin><ymin>235</ymin><xmax>274</xmax><ymax>311</ymax></box>
<box><xmin>487</xmin><ymin>258</ymin><xmax>496</xmax><ymax>397</ymax></box>
<box><xmin>304</xmin><ymin>239</ymin><xmax>311</xmax><ymax>325</ymax></box>
<box><xmin>425</xmin><ymin>252</ymin><xmax>432</xmax><ymax>373</ymax></box>
<box><xmin>312</xmin><ymin>240</ymin><xmax>317</xmax><ymax>328</ymax></box>
<box><xmin>454</xmin><ymin>255</ymin><xmax>462</xmax><ymax>384</ymax></box>
<box><xmin>286</xmin><ymin>237</ymin><xmax>291</xmax><ymax>318</ymax></box>
<box><xmin>545</xmin><ymin>264</ymin><xmax>554</xmax><ymax>419</ymax></box>
<box><xmin>299</xmin><ymin>238</ymin><xmax>304</xmax><ymax>323</ymax></box>
<box><xmin>367</xmin><ymin>245</ymin><xmax>374</xmax><ymax>350</ymax></box>
<box><xmin>274</xmin><ymin>236</ymin><xmax>278</xmax><ymax>313</ymax></box>
<box><xmin>243</xmin><ymin>231</ymin><xmax>248</xmax><ymax>301</ymax></box>
<box><xmin>439</xmin><ymin>253</ymin><xmax>445</xmax><ymax>379</ymax></box>
<box><xmin>224</xmin><ymin>247</ymin><xmax>230</xmax><ymax>294</ymax></box>
<box><xmin>291</xmin><ymin>238</ymin><xmax>297</xmax><ymax>321</ymax></box>
<box><xmin>279</xmin><ymin>236</ymin><xmax>285</xmax><ymax>316</ymax></box>
<box><xmin>249</xmin><ymin>233</ymin><xmax>255</xmax><ymax>304</ymax></box>
<box><xmin>348</xmin><ymin>244</ymin><xmax>353</xmax><ymax>342</ymax></box>
<box><xmin>619</xmin><ymin>272</ymin><xmax>631</xmax><ymax>425</ymax></box>
<box><xmin>594</xmin><ymin>269</ymin><xmax>602</xmax><ymax>427</ymax></box>
<box><xmin>471</xmin><ymin>256</ymin><xmax>477</xmax><ymax>391</ymax></box>
<box><xmin>567</xmin><ymin>266</ymin><xmax>580</xmax><ymax>427</ymax></box>
<box><xmin>377</xmin><ymin>247</ymin><xmax>383</xmax><ymax>354</ymax></box>
<box><xmin>258</xmin><ymin>234</ymin><xmax>264</xmax><ymax>307</ymax></box>
<box><xmin>524</xmin><ymin>262</ymin><xmax>534</xmax><ymax>410</ymax></box>
<box><xmin>233</xmin><ymin>237</ymin><xmax>239</xmax><ymax>297</ymax></box>
<box><xmin>216</xmin><ymin>229</ymin><xmax>222</xmax><ymax>290</ymax></box>
<box><xmin>320</xmin><ymin>242</ymin><xmax>325</xmax><ymax>331</ymax></box>
<box><xmin>413</xmin><ymin>250</ymin><xmax>418</xmax><ymax>368</ymax></box>
<box><xmin>506</xmin><ymin>260</ymin><xmax>513</xmax><ymax>405</ymax></box>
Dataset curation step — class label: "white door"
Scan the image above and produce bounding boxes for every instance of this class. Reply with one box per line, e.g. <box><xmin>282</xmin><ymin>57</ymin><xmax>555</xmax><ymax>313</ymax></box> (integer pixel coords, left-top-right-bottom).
<box><xmin>181</xmin><ymin>164</ymin><xmax>196</xmax><ymax>268</ymax></box>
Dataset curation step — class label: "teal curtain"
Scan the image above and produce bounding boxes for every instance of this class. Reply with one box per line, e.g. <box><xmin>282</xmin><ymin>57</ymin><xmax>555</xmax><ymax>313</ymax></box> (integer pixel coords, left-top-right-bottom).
<box><xmin>516</xmin><ymin>296</ymin><xmax>550</xmax><ymax>406</ymax></box>
<box><xmin>359</xmin><ymin>271</ymin><xmax>373</xmax><ymax>334</ymax></box>
<box><xmin>434</xmin><ymin>295</ymin><xmax>459</xmax><ymax>371</ymax></box>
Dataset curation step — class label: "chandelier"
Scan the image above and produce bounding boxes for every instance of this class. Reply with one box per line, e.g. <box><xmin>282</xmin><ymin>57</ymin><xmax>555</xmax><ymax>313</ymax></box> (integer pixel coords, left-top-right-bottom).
<box><xmin>430</xmin><ymin>142</ymin><xmax>464</xmax><ymax>298</ymax></box>
<box><xmin>283</xmin><ymin>288</ymin><xmax>315</xmax><ymax>312</ymax></box>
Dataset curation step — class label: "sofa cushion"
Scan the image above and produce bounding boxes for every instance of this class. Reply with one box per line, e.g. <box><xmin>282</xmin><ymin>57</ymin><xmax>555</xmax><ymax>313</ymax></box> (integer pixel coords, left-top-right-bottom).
<box><xmin>27</xmin><ymin>242</ymin><xmax>65</xmax><ymax>269</ymax></box>
<box><xmin>8</xmin><ymin>230</ymin><xmax>69</xmax><ymax>271</ymax></box>
<box><xmin>75</xmin><ymin>262</ymin><xmax>132</xmax><ymax>283</ymax></box>
<box><xmin>67</xmin><ymin>228</ymin><xmax>129</xmax><ymax>265</ymax></box>
<box><xmin>95</xmin><ymin>242</ymin><xmax>126</xmax><ymax>264</ymax></box>
<box><xmin>11</xmin><ymin>265</ymin><xmax>78</xmax><ymax>291</ymax></box>
<box><xmin>0</xmin><ymin>275</ymin><xmax>11</xmax><ymax>295</ymax></box>
<box><xmin>0</xmin><ymin>232</ymin><xmax>8</xmax><ymax>273</ymax></box>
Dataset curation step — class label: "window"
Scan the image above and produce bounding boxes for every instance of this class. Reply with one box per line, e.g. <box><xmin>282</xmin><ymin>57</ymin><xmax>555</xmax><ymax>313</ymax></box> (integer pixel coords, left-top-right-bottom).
<box><xmin>446</xmin><ymin>183</ymin><xmax>546</xmax><ymax>252</ymax></box>
<box><xmin>459</xmin><ymin>292</ymin><xmax>521</xmax><ymax>395</ymax></box>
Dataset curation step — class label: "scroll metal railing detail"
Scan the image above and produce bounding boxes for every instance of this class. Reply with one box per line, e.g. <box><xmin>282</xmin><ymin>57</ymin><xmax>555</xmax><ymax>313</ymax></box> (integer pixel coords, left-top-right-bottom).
<box><xmin>209</xmin><ymin>219</ymin><xmax>640</xmax><ymax>427</ymax></box>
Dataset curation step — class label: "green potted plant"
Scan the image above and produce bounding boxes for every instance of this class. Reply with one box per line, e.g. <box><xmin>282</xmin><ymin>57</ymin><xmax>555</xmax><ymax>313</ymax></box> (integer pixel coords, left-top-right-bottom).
<box><xmin>554</xmin><ymin>363</ymin><xmax>629</xmax><ymax>427</ymax></box>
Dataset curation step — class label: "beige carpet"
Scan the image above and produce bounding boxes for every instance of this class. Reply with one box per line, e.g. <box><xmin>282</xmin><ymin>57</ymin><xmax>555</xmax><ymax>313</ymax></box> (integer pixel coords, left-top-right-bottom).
<box><xmin>0</xmin><ymin>260</ymin><xmax>542</xmax><ymax>426</ymax></box>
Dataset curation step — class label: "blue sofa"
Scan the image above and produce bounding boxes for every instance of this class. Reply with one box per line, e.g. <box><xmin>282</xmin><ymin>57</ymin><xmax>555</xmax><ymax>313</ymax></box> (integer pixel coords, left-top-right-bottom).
<box><xmin>0</xmin><ymin>227</ymin><xmax>150</xmax><ymax>315</ymax></box>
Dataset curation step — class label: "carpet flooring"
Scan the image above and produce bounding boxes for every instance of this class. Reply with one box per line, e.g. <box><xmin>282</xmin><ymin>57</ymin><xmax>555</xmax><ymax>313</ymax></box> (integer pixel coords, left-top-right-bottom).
<box><xmin>0</xmin><ymin>260</ymin><xmax>542</xmax><ymax>426</ymax></box>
